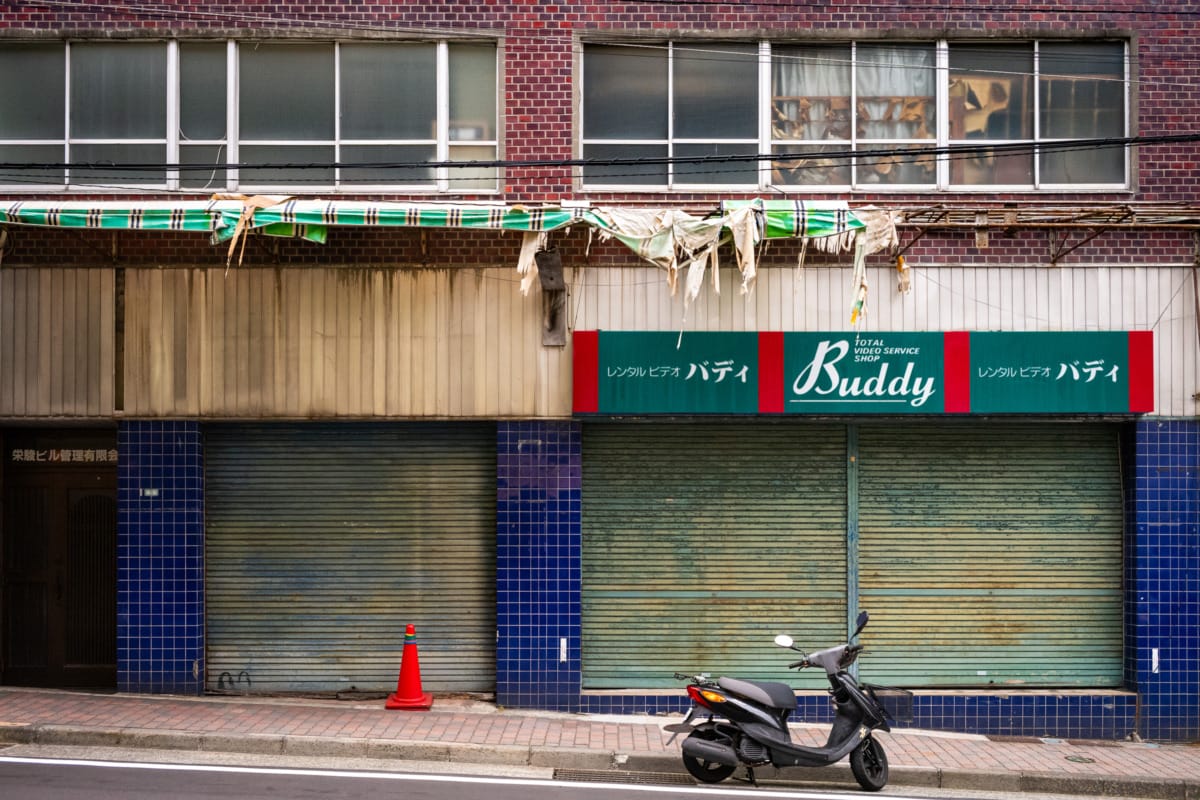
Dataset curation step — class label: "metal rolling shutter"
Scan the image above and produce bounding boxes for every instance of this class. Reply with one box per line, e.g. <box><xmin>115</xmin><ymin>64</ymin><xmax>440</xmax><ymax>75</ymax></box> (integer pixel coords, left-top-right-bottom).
<box><xmin>205</xmin><ymin>422</ymin><xmax>495</xmax><ymax>693</ymax></box>
<box><xmin>857</xmin><ymin>422</ymin><xmax>1123</xmax><ymax>688</ymax></box>
<box><xmin>582</xmin><ymin>421</ymin><xmax>847</xmax><ymax>689</ymax></box>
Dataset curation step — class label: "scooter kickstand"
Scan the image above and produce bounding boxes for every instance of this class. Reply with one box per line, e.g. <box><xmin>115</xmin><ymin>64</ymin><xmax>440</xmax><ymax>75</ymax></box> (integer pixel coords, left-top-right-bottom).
<box><xmin>744</xmin><ymin>766</ymin><xmax>757</xmax><ymax>786</ymax></box>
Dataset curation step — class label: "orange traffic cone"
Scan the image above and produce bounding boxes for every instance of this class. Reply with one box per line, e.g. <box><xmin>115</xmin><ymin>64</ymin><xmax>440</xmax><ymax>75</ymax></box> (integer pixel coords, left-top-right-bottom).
<box><xmin>385</xmin><ymin>624</ymin><xmax>433</xmax><ymax>710</ymax></box>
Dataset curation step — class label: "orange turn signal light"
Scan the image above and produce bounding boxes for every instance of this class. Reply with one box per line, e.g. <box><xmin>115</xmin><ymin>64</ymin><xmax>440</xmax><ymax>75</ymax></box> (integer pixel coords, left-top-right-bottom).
<box><xmin>699</xmin><ymin>690</ymin><xmax>726</xmax><ymax>704</ymax></box>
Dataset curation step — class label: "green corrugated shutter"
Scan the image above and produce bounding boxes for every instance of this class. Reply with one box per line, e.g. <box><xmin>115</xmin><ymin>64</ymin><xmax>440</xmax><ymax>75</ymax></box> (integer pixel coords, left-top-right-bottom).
<box><xmin>856</xmin><ymin>422</ymin><xmax>1123</xmax><ymax>688</ymax></box>
<box><xmin>205</xmin><ymin>422</ymin><xmax>495</xmax><ymax>694</ymax></box>
<box><xmin>581</xmin><ymin>421</ymin><xmax>847</xmax><ymax>689</ymax></box>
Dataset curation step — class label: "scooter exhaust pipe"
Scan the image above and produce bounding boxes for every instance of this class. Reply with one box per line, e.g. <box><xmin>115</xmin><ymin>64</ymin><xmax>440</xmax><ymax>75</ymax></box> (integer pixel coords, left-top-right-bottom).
<box><xmin>681</xmin><ymin>737</ymin><xmax>739</xmax><ymax>767</ymax></box>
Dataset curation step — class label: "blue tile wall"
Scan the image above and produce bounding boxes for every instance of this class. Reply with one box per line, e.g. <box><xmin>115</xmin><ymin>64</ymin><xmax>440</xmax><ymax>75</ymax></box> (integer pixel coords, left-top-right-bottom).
<box><xmin>1129</xmin><ymin>419</ymin><xmax>1200</xmax><ymax>741</ymax></box>
<box><xmin>496</xmin><ymin>421</ymin><xmax>583</xmax><ymax>710</ymax></box>
<box><xmin>569</xmin><ymin>686</ymin><xmax>1136</xmax><ymax>739</ymax></box>
<box><xmin>117</xmin><ymin>420</ymin><xmax>204</xmax><ymax>694</ymax></box>
<box><xmin>108</xmin><ymin>415</ymin><xmax>1195</xmax><ymax>735</ymax></box>
<box><xmin>496</xmin><ymin>418</ymin><xmax>1197</xmax><ymax>741</ymax></box>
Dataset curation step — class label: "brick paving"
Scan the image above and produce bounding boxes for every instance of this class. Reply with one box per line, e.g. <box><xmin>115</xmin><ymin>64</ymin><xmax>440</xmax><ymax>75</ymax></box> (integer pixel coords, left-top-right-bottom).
<box><xmin>0</xmin><ymin>687</ymin><xmax>1197</xmax><ymax>792</ymax></box>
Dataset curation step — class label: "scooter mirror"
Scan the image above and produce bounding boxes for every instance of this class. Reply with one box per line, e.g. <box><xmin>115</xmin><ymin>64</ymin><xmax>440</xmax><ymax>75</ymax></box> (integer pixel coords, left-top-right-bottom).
<box><xmin>852</xmin><ymin>610</ymin><xmax>870</xmax><ymax>639</ymax></box>
<box><xmin>774</xmin><ymin>634</ymin><xmax>794</xmax><ymax>648</ymax></box>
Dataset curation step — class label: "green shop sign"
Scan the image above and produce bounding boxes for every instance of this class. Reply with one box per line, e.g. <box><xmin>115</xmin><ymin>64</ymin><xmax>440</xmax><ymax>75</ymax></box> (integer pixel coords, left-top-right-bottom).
<box><xmin>572</xmin><ymin>330</ymin><xmax>1154</xmax><ymax>415</ymax></box>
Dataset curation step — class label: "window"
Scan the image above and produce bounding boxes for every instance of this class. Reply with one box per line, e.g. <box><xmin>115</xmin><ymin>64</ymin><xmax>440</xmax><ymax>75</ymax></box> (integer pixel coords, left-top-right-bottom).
<box><xmin>0</xmin><ymin>40</ymin><xmax>498</xmax><ymax>192</ymax></box>
<box><xmin>582</xmin><ymin>43</ymin><xmax>761</xmax><ymax>187</ymax></box>
<box><xmin>772</xmin><ymin>43</ymin><xmax>938</xmax><ymax>187</ymax></box>
<box><xmin>583</xmin><ymin>40</ymin><xmax>1129</xmax><ymax>190</ymax></box>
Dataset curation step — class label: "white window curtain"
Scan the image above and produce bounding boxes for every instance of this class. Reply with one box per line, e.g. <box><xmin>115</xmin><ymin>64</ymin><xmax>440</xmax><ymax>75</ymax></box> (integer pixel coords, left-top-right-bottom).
<box><xmin>855</xmin><ymin>45</ymin><xmax>936</xmax><ymax>141</ymax></box>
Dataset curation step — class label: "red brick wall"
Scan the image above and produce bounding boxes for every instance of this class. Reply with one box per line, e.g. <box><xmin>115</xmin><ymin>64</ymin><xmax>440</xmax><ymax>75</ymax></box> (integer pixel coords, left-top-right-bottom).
<box><xmin>1</xmin><ymin>1</ymin><xmax>1195</xmax><ymax>267</ymax></box>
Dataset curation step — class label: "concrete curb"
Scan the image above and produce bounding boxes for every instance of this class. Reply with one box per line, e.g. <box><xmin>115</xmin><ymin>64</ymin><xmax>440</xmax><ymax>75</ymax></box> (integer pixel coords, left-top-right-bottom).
<box><xmin>1</xmin><ymin>724</ymin><xmax>1195</xmax><ymax>799</ymax></box>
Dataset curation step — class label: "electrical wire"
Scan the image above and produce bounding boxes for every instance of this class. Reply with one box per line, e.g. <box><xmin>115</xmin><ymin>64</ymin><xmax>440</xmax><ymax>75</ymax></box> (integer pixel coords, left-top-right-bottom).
<box><xmin>0</xmin><ymin>132</ymin><xmax>1190</xmax><ymax>178</ymax></box>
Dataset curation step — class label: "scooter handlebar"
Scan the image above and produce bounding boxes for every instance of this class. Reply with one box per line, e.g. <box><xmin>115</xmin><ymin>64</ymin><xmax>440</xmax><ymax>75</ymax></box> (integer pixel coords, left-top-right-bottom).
<box><xmin>788</xmin><ymin>659</ymin><xmax>809</xmax><ymax>669</ymax></box>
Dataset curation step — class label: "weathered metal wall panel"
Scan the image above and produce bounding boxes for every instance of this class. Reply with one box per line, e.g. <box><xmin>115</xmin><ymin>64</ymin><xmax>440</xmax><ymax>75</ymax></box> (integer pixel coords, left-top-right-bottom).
<box><xmin>116</xmin><ymin>262</ymin><xmax>1194</xmax><ymax>419</ymax></box>
<box><xmin>857</xmin><ymin>421</ymin><xmax>1123</xmax><ymax>687</ymax></box>
<box><xmin>0</xmin><ymin>269</ymin><xmax>114</xmax><ymax>418</ymax></box>
<box><xmin>569</xmin><ymin>264</ymin><xmax>1197</xmax><ymax>418</ymax></box>
<box><xmin>580</xmin><ymin>421</ymin><xmax>847</xmax><ymax>689</ymax></box>
<box><xmin>123</xmin><ymin>267</ymin><xmax>570</xmax><ymax>418</ymax></box>
<box><xmin>204</xmin><ymin>422</ymin><xmax>496</xmax><ymax>693</ymax></box>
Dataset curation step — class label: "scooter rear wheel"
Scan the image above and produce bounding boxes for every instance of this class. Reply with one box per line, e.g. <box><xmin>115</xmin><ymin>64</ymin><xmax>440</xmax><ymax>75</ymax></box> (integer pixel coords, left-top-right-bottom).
<box><xmin>850</xmin><ymin>736</ymin><xmax>889</xmax><ymax>791</ymax></box>
<box><xmin>681</xmin><ymin>729</ymin><xmax>737</xmax><ymax>784</ymax></box>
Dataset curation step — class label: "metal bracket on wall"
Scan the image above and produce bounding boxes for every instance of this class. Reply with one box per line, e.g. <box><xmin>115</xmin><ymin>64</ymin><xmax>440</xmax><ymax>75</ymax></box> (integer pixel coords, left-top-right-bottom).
<box><xmin>895</xmin><ymin>209</ymin><xmax>948</xmax><ymax>259</ymax></box>
<box><xmin>1048</xmin><ymin>211</ymin><xmax>1131</xmax><ymax>266</ymax></box>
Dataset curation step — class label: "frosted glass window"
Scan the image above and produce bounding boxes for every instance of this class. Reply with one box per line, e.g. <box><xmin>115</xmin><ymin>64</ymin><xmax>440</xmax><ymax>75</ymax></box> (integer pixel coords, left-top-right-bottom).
<box><xmin>0</xmin><ymin>39</ymin><xmax>500</xmax><ymax>191</ymax></box>
<box><xmin>240</xmin><ymin>144</ymin><xmax>334</xmax><ymax>184</ymax></box>
<box><xmin>1040</xmin><ymin>42</ymin><xmax>1124</xmax><ymax>139</ymax></box>
<box><xmin>180</xmin><ymin>43</ymin><xmax>227</xmax><ymax>141</ymax></box>
<box><xmin>180</xmin><ymin>145</ymin><xmax>227</xmax><ymax>189</ymax></box>
<box><xmin>0</xmin><ymin>45</ymin><xmax>64</xmax><ymax>138</ymax></box>
<box><xmin>0</xmin><ymin>145</ymin><xmax>64</xmax><ymax>186</ymax></box>
<box><xmin>1039</xmin><ymin>42</ymin><xmax>1125</xmax><ymax>185</ymax></box>
<box><xmin>674</xmin><ymin>142</ymin><xmax>758</xmax><ymax>184</ymax></box>
<box><xmin>71</xmin><ymin>42</ymin><xmax>166</xmax><ymax>138</ymax></box>
<box><xmin>342</xmin><ymin>44</ymin><xmax>436</xmax><ymax>139</ymax></box>
<box><xmin>340</xmin><ymin>144</ymin><xmax>436</xmax><ymax>185</ymax></box>
<box><xmin>239</xmin><ymin>44</ymin><xmax>334</xmax><ymax>140</ymax></box>
<box><xmin>70</xmin><ymin>143</ymin><xmax>166</xmax><ymax>184</ymax></box>
<box><xmin>673</xmin><ymin>44</ymin><xmax>757</xmax><ymax>139</ymax></box>
<box><xmin>449</xmin><ymin>45</ymin><xmax>497</xmax><ymax>141</ymax></box>
<box><xmin>582</xmin><ymin>143</ymin><xmax>668</xmax><ymax>185</ymax></box>
<box><xmin>584</xmin><ymin>45</ymin><xmax>667</xmax><ymax>139</ymax></box>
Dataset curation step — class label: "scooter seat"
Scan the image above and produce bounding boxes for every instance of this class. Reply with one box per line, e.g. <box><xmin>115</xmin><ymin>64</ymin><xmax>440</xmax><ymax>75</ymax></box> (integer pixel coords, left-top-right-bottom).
<box><xmin>718</xmin><ymin>677</ymin><xmax>796</xmax><ymax>710</ymax></box>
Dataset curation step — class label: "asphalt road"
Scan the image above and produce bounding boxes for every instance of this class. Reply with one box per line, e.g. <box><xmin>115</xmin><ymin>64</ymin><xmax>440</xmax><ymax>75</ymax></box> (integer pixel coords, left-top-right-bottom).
<box><xmin>0</xmin><ymin>750</ymin><xmax>1154</xmax><ymax>800</ymax></box>
<box><xmin>0</xmin><ymin>756</ymin><xmax>946</xmax><ymax>800</ymax></box>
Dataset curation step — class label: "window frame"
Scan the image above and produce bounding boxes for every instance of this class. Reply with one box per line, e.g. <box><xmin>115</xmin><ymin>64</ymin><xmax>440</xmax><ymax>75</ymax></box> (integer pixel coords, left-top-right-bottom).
<box><xmin>0</xmin><ymin>38</ymin><xmax>500</xmax><ymax>194</ymax></box>
<box><xmin>580</xmin><ymin>38</ymin><xmax>1131</xmax><ymax>193</ymax></box>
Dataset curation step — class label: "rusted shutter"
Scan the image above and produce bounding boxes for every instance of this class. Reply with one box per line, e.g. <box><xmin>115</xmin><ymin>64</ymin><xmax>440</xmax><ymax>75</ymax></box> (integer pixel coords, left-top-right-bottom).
<box><xmin>205</xmin><ymin>422</ymin><xmax>496</xmax><ymax>693</ymax></box>
<box><xmin>581</xmin><ymin>421</ymin><xmax>847</xmax><ymax>690</ymax></box>
<box><xmin>856</xmin><ymin>421</ymin><xmax>1123</xmax><ymax>688</ymax></box>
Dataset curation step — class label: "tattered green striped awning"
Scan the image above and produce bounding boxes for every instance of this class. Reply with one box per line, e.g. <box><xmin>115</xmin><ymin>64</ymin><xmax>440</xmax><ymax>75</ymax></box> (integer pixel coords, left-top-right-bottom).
<box><xmin>0</xmin><ymin>197</ymin><xmax>887</xmax><ymax>244</ymax></box>
<box><xmin>0</xmin><ymin>197</ymin><xmax>899</xmax><ymax>319</ymax></box>
<box><xmin>0</xmin><ymin>198</ymin><xmax>593</xmax><ymax>244</ymax></box>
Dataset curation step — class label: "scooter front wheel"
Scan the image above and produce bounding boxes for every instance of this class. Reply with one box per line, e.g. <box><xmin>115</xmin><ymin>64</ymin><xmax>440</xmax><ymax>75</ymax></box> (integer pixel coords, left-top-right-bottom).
<box><xmin>850</xmin><ymin>736</ymin><xmax>889</xmax><ymax>791</ymax></box>
<box><xmin>681</xmin><ymin>729</ymin><xmax>737</xmax><ymax>784</ymax></box>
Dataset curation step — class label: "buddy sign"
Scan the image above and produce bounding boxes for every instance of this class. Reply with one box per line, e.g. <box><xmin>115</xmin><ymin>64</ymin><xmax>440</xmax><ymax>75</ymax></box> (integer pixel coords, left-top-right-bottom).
<box><xmin>573</xmin><ymin>330</ymin><xmax>1155</xmax><ymax>415</ymax></box>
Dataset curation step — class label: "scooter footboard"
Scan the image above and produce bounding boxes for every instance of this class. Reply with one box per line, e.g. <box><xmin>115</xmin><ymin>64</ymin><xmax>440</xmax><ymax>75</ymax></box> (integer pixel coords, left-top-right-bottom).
<box><xmin>826</xmin><ymin>708</ymin><xmax>861</xmax><ymax>748</ymax></box>
<box><xmin>740</xmin><ymin>722</ymin><xmax>865</xmax><ymax>769</ymax></box>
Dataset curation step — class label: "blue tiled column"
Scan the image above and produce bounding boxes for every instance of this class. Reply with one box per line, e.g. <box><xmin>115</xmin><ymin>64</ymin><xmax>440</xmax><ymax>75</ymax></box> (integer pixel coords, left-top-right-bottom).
<box><xmin>496</xmin><ymin>421</ymin><xmax>582</xmax><ymax>710</ymax></box>
<box><xmin>1130</xmin><ymin>419</ymin><xmax>1200</xmax><ymax>741</ymax></box>
<box><xmin>117</xmin><ymin>421</ymin><xmax>205</xmax><ymax>694</ymax></box>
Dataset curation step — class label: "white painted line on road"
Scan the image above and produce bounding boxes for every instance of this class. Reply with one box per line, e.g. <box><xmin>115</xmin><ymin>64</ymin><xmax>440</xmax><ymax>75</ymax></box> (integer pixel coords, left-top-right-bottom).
<box><xmin>0</xmin><ymin>755</ymin><xmax>924</xmax><ymax>799</ymax></box>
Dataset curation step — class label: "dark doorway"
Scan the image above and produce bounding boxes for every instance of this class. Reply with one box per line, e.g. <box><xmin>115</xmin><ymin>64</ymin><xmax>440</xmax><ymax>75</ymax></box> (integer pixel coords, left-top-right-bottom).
<box><xmin>2</xmin><ymin>433</ymin><xmax>117</xmax><ymax>688</ymax></box>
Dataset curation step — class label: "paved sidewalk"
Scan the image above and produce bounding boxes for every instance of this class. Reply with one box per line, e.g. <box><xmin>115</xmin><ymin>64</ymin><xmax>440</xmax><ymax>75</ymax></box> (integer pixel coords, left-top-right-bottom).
<box><xmin>0</xmin><ymin>687</ymin><xmax>1196</xmax><ymax>798</ymax></box>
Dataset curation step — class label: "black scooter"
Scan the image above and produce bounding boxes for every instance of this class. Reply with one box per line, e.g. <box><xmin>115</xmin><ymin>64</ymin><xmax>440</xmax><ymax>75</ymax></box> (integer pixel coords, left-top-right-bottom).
<box><xmin>667</xmin><ymin>611</ymin><xmax>910</xmax><ymax>791</ymax></box>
